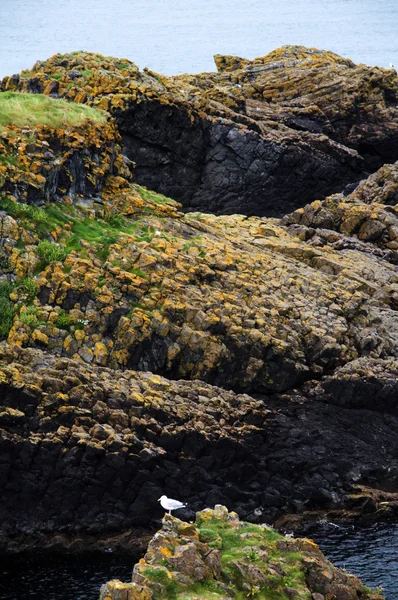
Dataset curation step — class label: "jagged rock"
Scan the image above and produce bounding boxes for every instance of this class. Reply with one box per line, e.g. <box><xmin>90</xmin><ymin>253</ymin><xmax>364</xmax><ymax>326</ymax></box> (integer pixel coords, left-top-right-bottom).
<box><xmin>100</xmin><ymin>508</ymin><xmax>383</xmax><ymax>599</ymax></box>
<box><xmin>2</xmin><ymin>47</ymin><xmax>397</xmax><ymax>216</ymax></box>
<box><xmin>1</xmin><ymin>343</ymin><xmax>398</xmax><ymax>548</ymax></box>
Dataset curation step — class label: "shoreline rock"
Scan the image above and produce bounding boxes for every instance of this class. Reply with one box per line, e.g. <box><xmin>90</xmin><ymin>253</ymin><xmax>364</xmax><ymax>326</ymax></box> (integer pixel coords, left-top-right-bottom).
<box><xmin>0</xmin><ymin>46</ymin><xmax>398</xmax><ymax>568</ymax></box>
<box><xmin>2</xmin><ymin>46</ymin><xmax>398</xmax><ymax>216</ymax></box>
<box><xmin>99</xmin><ymin>506</ymin><xmax>384</xmax><ymax>599</ymax></box>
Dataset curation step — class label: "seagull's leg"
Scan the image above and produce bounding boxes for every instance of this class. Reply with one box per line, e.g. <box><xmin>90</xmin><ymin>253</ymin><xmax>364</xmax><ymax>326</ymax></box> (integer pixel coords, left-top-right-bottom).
<box><xmin>169</xmin><ymin>510</ymin><xmax>171</xmax><ymax>515</ymax></box>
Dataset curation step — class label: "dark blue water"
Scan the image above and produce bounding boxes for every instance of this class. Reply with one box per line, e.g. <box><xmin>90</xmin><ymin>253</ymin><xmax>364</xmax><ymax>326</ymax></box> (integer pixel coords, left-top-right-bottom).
<box><xmin>312</xmin><ymin>521</ymin><xmax>398</xmax><ymax>600</ymax></box>
<box><xmin>1</xmin><ymin>523</ymin><xmax>397</xmax><ymax>599</ymax></box>
<box><xmin>0</xmin><ymin>552</ymin><xmax>134</xmax><ymax>600</ymax></box>
<box><xmin>0</xmin><ymin>0</ymin><xmax>397</xmax><ymax>78</ymax></box>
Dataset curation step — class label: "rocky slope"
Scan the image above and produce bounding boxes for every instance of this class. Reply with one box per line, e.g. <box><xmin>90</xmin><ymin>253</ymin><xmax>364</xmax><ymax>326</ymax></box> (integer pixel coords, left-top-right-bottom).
<box><xmin>1</xmin><ymin>49</ymin><xmax>398</xmax><ymax>553</ymax></box>
<box><xmin>2</xmin><ymin>47</ymin><xmax>398</xmax><ymax>216</ymax></box>
<box><xmin>100</xmin><ymin>506</ymin><xmax>384</xmax><ymax>599</ymax></box>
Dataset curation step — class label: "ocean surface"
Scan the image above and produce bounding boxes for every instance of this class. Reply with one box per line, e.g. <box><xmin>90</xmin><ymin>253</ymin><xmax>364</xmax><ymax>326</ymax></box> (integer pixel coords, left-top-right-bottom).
<box><xmin>0</xmin><ymin>0</ymin><xmax>397</xmax><ymax>79</ymax></box>
<box><xmin>1</xmin><ymin>523</ymin><xmax>398</xmax><ymax>599</ymax></box>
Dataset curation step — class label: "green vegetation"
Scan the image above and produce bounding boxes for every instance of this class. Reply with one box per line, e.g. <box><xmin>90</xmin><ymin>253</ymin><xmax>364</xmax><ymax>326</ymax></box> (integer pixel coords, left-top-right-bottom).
<box><xmin>146</xmin><ymin>517</ymin><xmax>314</xmax><ymax>600</ymax></box>
<box><xmin>144</xmin><ymin>567</ymin><xmax>181</xmax><ymax>597</ymax></box>
<box><xmin>0</xmin><ymin>154</ymin><xmax>19</xmax><ymax>167</ymax></box>
<box><xmin>36</xmin><ymin>240</ymin><xmax>67</xmax><ymax>267</ymax></box>
<box><xmin>0</xmin><ymin>190</ymin><xmax>168</xmax><ymax>278</ymax></box>
<box><xmin>0</xmin><ymin>282</ymin><xmax>15</xmax><ymax>339</ymax></box>
<box><xmin>16</xmin><ymin>278</ymin><xmax>38</xmax><ymax>302</ymax></box>
<box><xmin>19</xmin><ymin>306</ymin><xmax>45</xmax><ymax>329</ymax></box>
<box><xmin>0</xmin><ymin>92</ymin><xmax>106</xmax><ymax>129</ymax></box>
<box><xmin>54</xmin><ymin>309</ymin><xmax>74</xmax><ymax>331</ymax></box>
<box><xmin>194</xmin><ymin>519</ymin><xmax>309</xmax><ymax>600</ymax></box>
<box><xmin>134</xmin><ymin>184</ymin><xmax>175</xmax><ymax>207</ymax></box>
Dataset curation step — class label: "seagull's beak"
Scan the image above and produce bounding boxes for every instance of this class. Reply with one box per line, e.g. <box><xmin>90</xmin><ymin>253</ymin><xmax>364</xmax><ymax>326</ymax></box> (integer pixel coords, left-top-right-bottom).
<box><xmin>157</xmin><ymin>498</ymin><xmax>160</xmax><ymax>501</ymax></box>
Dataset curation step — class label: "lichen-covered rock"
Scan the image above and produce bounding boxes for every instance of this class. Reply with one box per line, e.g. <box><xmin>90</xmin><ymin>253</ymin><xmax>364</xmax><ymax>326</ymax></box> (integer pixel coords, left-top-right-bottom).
<box><xmin>100</xmin><ymin>508</ymin><xmax>384</xmax><ymax>599</ymax></box>
<box><xmin>2</xmin><ymin>182</ymin><xmax>398</xmax><ymax>394</ymax></box>
<box><xmin>2</xmin><ymin>46</ymin><xmax>397</xmax><ymax>216</ymax></box>
<box><xmin>1</xmin><ymin>343</ymin><xmax>398</xmax><ymax>548</ymax></box>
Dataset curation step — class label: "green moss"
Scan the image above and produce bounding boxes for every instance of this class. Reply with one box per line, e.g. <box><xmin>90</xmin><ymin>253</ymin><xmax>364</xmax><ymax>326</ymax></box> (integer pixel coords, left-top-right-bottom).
<box><xmin>0</xmin><ymin>92</ymin><xmax>106</xmax><ymax>129</ymax></box>
<box><xmin>194</xmin><ymin>519</ymin><xmax>311</xmax><ymax>600</ymax></box>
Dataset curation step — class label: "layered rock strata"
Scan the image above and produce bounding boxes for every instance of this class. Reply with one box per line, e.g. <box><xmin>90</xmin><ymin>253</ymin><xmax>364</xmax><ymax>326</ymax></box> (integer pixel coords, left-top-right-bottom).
<box><xmin>1</xmin><ymin>51</ymin><xmax>398</xmax><ymax>553</ymax></box>
<box><xmin>2</xmin><ymin>47</ymin><xmax>398</xmax><ymax>215</ymax></box>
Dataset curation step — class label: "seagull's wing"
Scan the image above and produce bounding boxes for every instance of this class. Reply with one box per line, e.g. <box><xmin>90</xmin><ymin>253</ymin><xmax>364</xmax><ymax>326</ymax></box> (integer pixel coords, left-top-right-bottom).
<box><xmin>167</xmin><ymin>499</ymin><xmax>186</xmax><ymax>509</ymax></box>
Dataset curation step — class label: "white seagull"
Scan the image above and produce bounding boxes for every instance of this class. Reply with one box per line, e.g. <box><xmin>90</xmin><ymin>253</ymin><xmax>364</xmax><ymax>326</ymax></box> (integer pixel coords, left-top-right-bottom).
<box><xmin>158</xmin><ymin>495</ymin><xmax>186</xmax><ymax>514</ymax></box>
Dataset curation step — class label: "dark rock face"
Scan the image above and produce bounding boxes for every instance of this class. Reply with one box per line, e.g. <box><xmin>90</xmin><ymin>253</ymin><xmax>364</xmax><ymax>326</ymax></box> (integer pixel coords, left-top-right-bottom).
<box><xmin>117</xmin><ymin>98</ymin><xmax>363</xmax><ymax>217</ymax></box>
<box><xmin>1</xmin><ymin>345</ymin><xmax>398</xmax><ymax>552</ymax></box>
<box><xmin>113</xmin><ymin>46</ymin><xmax>398</xmax><ymax>217</ymax></box>
<box><xmin>3</xmin><ymin>46</ymin><xmax>398</xmax><ymax>216</ymax></box>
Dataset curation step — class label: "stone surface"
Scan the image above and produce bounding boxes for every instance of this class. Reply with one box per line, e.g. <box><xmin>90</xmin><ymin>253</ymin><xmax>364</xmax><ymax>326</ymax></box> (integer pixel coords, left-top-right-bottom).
<box><xmin>2</xmin><ymin>46</ymin><xmax>398</xmax><ymax>216</ymax></box>
<box><xmin>100</xmin><ymin>508</ymin><xmax>383</xmax><ymax>599</ymax></box>
<box><xmin>1</xmin><ymin>47</ymin><xmax>398</xmax><ymax>561</ymax></box>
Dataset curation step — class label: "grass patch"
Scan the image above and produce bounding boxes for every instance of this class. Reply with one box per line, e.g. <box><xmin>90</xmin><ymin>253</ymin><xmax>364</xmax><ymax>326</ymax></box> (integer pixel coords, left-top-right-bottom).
<box><xmin>0</xmin><ymin>91</ymin><xmax>106</xmax><ymax>129</ymax></box>
<box><xmin>54</xmin><ymin>309</ymin><xmax>74</xmax><ymax>330</ymax></box>
<box><xmin>36</xmin><ymin>240</ymin><xmax>67</xmax><ymax>267</ymax></box>
<box><xmin>0</xmin><ymin>154</ymin><xmax>19</xmax><ymax>167</ymax></box>
<box><xmin>16</xmin><ymin>278</ymin><xmax>38</xmax><ymax>302</ymax></box>
<box><xmin>135</xmin><ymin>184</ymin><xmax>174</xmax><ymax>206</ymax></box>
<box><xmin>19</xmin><ymin>306</ymin><xmax>45</xmax><ymax>329</ymax></box>
<box><xmin>0</xmin><ymin>281</ymin><xmax>15</xmax><ymax>339</ymax></box>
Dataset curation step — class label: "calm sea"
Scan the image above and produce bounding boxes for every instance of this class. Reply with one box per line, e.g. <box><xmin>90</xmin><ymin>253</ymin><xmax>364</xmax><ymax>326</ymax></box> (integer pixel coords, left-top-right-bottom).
<box><xmin>0</xmin><ymin>0</ymin><xmax>397</xmax><ymax>78</ymax></box>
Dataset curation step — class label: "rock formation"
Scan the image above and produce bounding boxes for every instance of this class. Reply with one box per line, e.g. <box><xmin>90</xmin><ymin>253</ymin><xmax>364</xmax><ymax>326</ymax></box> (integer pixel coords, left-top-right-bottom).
<box><xmin>0</xmin><ymin>48</ymin><xmax>398</xmax><ymax>559</ymax></box>
<box><xmin>2</xmin><ymin>46</ymin><xmax>398</xmax><ymax>216</ymax></box>
<box><xmin>99</xmin><ymin>506</ymin><xmax>383</xmax><ymax>599</ymax></box>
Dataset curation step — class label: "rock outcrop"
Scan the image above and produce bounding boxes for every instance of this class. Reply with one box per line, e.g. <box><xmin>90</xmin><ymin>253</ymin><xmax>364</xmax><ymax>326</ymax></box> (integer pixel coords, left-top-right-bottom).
<box><xmin>2</xmin><ymin>343</ymin><xmax>398</xmax><ymax>550</ymax></box>
<box><xmin>2</xmin><ymin>47</ymin><xmax>398</xmax><ymax>216</ymax></box>
<box><xmin>100</xmin><ymin>506</ymin><xmax>383</xmax><ymax>599</ymax></box>
<box><xmin>1</xmin><ymin>49</ymin><xmax>398</xmax><ymax>554</ymax></box>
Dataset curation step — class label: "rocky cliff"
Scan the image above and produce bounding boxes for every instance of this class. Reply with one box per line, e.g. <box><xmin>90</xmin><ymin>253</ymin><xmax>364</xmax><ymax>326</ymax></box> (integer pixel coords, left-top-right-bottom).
<box><xmin>100</xmin><ymin>506</ymin><xmax>384</xmax><ymax>599</ymax></box>
<box><xmin>0</xmin><ymin>48</ymin><xmax>398</xmax><ymax>553</ymax></box>
<box><xmin>2</xmin><ymin>46</ymin><xmax>398</xmax><ymax>216</ymax></box>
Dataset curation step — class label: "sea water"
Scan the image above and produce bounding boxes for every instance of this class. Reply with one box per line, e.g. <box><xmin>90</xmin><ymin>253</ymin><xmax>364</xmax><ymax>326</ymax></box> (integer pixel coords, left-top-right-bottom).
<box><xmin>0</xmin><ymin>0</ymin><xmax>397</xmax><ymax>78</ymax></box>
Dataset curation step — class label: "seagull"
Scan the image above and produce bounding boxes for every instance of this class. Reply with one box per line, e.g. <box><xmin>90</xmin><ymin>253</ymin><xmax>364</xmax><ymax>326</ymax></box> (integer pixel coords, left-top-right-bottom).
<box><xmin>158</xmin><ymin>495</ymin><xmax>186</xmax><ymax>514</ymax></box>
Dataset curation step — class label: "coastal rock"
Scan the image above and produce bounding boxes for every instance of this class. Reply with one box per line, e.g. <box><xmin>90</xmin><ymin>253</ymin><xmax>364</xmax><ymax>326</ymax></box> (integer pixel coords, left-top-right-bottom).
<box><xmin>99</xmin><ymin>508</ymin><xmax>383</xmax><ymax>599</ymax></box>
<box><xmin>2</xmin><ymin>47</ymin><xmax>398</xmax><ymax>216</ymax></box>
<box><xmin>1</xmin><ymin>49</ymin><xmax>398</xmax><ymax>556</ymax></box>
<box><xmin>1</xmin><ymin>344</ymin><xmax>398</xmax><ymax>548</ymax></box>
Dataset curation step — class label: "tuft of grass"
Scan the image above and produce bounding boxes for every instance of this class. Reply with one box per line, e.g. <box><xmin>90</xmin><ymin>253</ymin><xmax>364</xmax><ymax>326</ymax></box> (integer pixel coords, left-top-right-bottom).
<box><xmin>135</xmin><ymin>184</ymin><xmax>174</xmax><ymax>206</ymax></box>
<box><xmin>54</xmin><ymin>309</ymin><xmax>74</xmax><ymax>330</ymax></box>
<box><xmin>19</xmin><ymin>305</ymin><xmax>44</xmax><ymax>329</ymax></box>
<box><xmin>0</xmin><ymin>91</ymin><xmax>106</xmax><ymax>129</ymax></box>
<box><xmin>16</xmin><ymin>278</ymin><xmax>38</xmax><ymax>302</ymax></box>
<box><xmin>0</xmin><ymin>282</ymin><xmax>15</xmax><ymax>339</ymax></box>
<box><xmin>36</xmin><ymin>240</ymin><xmax>67</xmax><ymax>267</ymax></box>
